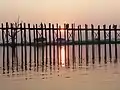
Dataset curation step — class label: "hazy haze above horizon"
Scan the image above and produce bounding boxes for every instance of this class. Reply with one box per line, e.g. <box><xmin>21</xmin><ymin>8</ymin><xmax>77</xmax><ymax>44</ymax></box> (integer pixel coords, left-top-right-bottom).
<box><xmin>0</xmin><ymin>0</ymin><xmax>120</xmax><ymax>25</ymax></box>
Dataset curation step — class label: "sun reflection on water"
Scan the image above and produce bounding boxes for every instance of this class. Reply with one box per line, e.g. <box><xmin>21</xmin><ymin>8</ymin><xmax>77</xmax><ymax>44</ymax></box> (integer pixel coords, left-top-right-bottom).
<box><xmin>61</xmin><ymin>46</ymin><xmax>65</xmax><ymax>67</ymax></box>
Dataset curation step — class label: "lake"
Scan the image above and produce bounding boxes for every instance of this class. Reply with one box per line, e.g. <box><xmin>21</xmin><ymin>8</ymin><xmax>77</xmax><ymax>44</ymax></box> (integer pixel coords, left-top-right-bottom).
<box><xmin>0</xmin><ymin>45</ymin><xmax>120</xmax><ymax>90</ymax></box>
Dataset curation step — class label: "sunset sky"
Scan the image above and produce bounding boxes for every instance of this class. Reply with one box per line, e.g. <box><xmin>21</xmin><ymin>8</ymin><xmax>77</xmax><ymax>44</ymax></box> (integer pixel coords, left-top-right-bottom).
<box><xmin>0</xmin><ymin>0</ymin><xmax>120</xmax><ymax>25</ymax></box>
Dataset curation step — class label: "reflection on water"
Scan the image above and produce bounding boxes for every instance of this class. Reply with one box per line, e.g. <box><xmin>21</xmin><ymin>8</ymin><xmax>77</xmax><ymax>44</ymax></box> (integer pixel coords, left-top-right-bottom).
<box><xmin>61</xmin><ymin>46</ymin><xmax>65</xmax><ymax>67</ymax></box>
<box><xmin>0</xmin><ymin>44</ymin><xmax>120</xmax><ymax>76</ymax></box>
<box><xmin>0</xmin><ymin>45</ymin><xmax>120</xmax><ymax>90</ymax></box>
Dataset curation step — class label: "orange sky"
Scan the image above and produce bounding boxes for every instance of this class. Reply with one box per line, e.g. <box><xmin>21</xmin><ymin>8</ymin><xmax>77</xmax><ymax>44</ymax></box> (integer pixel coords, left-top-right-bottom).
<box><xmin>0</xmin><ymin>0</ymin><xmax>120</xmax><ymax>25</ymax></box>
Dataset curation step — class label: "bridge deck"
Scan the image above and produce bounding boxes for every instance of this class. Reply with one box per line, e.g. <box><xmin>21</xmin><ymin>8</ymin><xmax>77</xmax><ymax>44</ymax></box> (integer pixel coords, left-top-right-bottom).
<box><xmin>0</xmin><ymin>40</ymin><xmax>120</xmax><ymax>46</ymax></box>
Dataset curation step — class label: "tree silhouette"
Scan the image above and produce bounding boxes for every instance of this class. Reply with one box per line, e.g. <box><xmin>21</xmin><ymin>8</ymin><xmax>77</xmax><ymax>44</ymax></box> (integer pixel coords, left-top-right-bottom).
<box><xmin>4</xmin><ymin>16</ymin><xmax>23</xmax><ymax>47</ymax></box>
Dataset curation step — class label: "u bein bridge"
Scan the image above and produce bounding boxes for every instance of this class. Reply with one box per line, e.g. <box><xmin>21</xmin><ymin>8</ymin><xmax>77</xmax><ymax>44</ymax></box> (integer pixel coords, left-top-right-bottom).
<box><xmin>1</xmin><ymin>22</ymin><xmax>120</xmax><ymax>74</ymax></box>
<box><xmin>0</xmin><ymin>22</ymin><xmax>120</xmax><ymax>46</ymax></box>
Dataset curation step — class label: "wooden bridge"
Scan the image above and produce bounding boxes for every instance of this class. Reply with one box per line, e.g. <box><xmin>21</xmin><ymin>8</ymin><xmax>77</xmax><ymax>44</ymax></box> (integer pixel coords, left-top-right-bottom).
<box><xmin>1</xmin><ymin>22</ymin><xmax>120</xmax><ymax>73</ymax></box>
<box><xmin>0</xmin><ymin>22</ymin><xmax>120</xmax><ymax>46</ymax></box>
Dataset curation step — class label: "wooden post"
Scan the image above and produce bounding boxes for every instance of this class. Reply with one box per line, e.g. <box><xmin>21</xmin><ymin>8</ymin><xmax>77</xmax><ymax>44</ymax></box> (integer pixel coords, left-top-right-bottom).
<box><xmin>52</xmin><ymin>24</ymin><xmax>55</xmax><ymax>66</ymax></box>
<box><xmin>49</xmin><ymin>23</ymin><xmax>52</xmax><ymax>65</ymax></box>
<box><xmin>114</xmin><ymin>25</ymin><xmax>117</xmax><ymax>62</ymax></box>
<box><xmin>80</xmin><ymin>25</ymin><xmax>82</xmax><ymax>64</ymax></box>
<box><xmin>41</xmin><ymin>23</ymin><xmax>44</xmax><ymax>66</ymax></box>
<box><xmin>73</xmin><ymin>24</ymin><xmax>76</xmax><ymax>66</ymax></box>
<box><xmin>6</xmin><ymin>22</ymin><xmax>9</xmax><ymax>73</ymax></box>
<box><xmin>2</xmin><ymin>23</ymin><xmax>5</xmax><ymax>45</ymax></box>
<box><xmin>91</xmin><ymin>24</ymin><xmax>95</xmax><ymax>64</ymax></box>
<box><xmin>72</xmin><ymin>24</ymin><xmax>75</xmax><ymax>66</ymax></box>
<box><xmin>109</xmin><ymin>25</ymin><xmax>112</xmax><ymax>62</ymax></box>
<box><xmin>78</xmin><ymin>25</ymin><xmax>80</xmax><ymax>65</ymax></box>
<box><xmin>59</xmin><ymin>25</ymin><xmax>61</xmax><ymax>65</ymax></box>
<box><xmin>33</xmin><ymin>24</ymin><xmax>36</xmax><ymax>68</ymax></box>
<box><xmin>2</xmin><ymin>23</ymin><xmax>5</xmax><ymax>73</ymax></box>
<box><xmin>15</xmin><ymin>23</ymin><xmax>18</xmax><ymax>72</ymax></box>
<box><xmin>67</xmin><ymin>24</ymin><xmax>69</xmax><ymax>67</ymax></box>
<box><xmin>44</xmin><ymin>24</ymin><xmax>48</xmax><ymax>65</ymax></box>
<box><xmin>10</xmin><ymin>23</ymin><xmax>14</xmax><ymax>72</ymax></box>
<box><xmin>24</xmin><ymin>23</ymin><xmax>27</xmax><ymax>70</ymax></box>
<box><xmin>85</xmin><ymin>24</ymin><xmax>88</xmax><ymax>65</ymax></box>
<box><xmin>103</xmin><ymin>25</ymin><xmax>107</xmax><ymax>64</ymax></box>
<box><xmin>64</xmin><ymin>23</ymin><xmax>66</xmax><ymax>66</ymax></box>
<box><xmin>36</xmin><ymin>22</ymin><xmax>39</xmax><ymax>71</ymax></box>
<box><xmin>56</xmin><ymin>23</ymin><xmax>59</xmax><ymax>66</ymax></box>
<box><xmin>15</xmin><ymin>23</ymin><xmax>18</xmax><ymax>45</ymax></box>
<box><xmin>98</xmin><ymin>25</ymin><xmax>101</xmax><ymax>64</ymax></box>
<box><xmin>28</xmin><ymin>23</ymin><xmax>32</xmax><ymax>70</ymax></box>
<box><xmin>20</xmin><ymin>23</ymin><xmax>23</xmax><ymax>70</ymax></box>
<box><xmin>36</xmin><ymin>24</ymin><xmax>39</xmax><ymax>67</ymax></box>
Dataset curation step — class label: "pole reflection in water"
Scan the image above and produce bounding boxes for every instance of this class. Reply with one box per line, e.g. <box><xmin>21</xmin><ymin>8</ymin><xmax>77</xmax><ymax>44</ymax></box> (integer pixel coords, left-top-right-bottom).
<box><xmin>12</xmin><ymin>47</ymin><xmax>18</xmax><ymax>73</ymax></box>
<box><xmin>1</xmin><ymin>44</ymin><xmax>120</xmax><ymax>79</ymax></box>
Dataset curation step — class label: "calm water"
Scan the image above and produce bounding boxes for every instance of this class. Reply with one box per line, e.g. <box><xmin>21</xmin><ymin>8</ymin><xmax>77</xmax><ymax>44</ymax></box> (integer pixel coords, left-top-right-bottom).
<box><xmin>0</xmin><ymin>45</ymin><xmax>120</xmax><ymax>90</ymax></box>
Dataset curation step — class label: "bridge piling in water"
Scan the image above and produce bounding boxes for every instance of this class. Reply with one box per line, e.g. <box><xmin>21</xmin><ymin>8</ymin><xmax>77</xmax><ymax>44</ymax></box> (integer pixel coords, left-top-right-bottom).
<box><xmin>59</xmin><ymin>25</ymin><xmax>61</xmax><ymax>65</ymax></box>
<box><xmin>56</xmin><ymin>23</ymin><xmax>59</xmax><ymax>66</ymax></box>
<box><xmin>41</xmin><ymin>23</ymin><xmax>44</xmax><ymax>66</ymax></box>
<box><xmin>64</xmin><ymin>24</ymin><xmax>67</xmax><ymax>66</ymax></box>
<box><xmin>20</xmin><ymin>23</ymin><xmax>23</xmax><ymax>70</ymax></box>
<box><xmin>15</xmin><ymin>23</ymin><xmax>18</xmax><ymax>72</ymax></box>
<box><xmin>66</xmin><ymin>24</ymin><xmax>69</xmax><ymax>67</ymax></box>
<box><xmin>98</xmin><ymin>25</ymin><xmax>101</xmax><ymax>64</ymax></box>
<box><xmin>6</xmin><ymin>22</ymin><xmax>9</xmax><ymax>73</ymax></box>
<box><xmin>52</xmin><ymin>24</ymin><xmax>55</xmax><ymax>66</ymax></box>
<box><xmin>36</xmin><ymin>24</ymin><xmax>39</xmax><ymax>67</ymax></box>
<box><xmin>24</xmin><ymin>23</ymin><xmax>27</xmax><ymax>70</ymax></box>
<box><xmin>109</xmin><ymin>25</ymin><xmax>112</xmax><ymax>62</ymax></box>
<box><xmin>44</xmin><ymin>24</ymin><xmax>48</xmax><ymax>65</ymax></box>
<box><xmin>79</xmin><ymin>25</ymin><xmax>82</xmax><ymax>64</ymax></box>
<box><xmin>114</xmin><ymin>25</ymin><xmax>117</xmax><ymax>62</ymax></box>
<box><xmin>28</xmin><ymin>23</ymin><xmax>32</xmax><ymax>70</ymax></box>
<box><xmin>85</xmin><ymin>24</ymin><xmax>89</xmax><ymax>65</ymax></box>
<box><xmin>2</xmin><ymin>23</ymin><xmax>5</xmax><ymax>73</ymax></box>
<box><xmin>72</xmin><ymin>24</ymin><xmax>75</xmax><ymax>67</ymax></box>
<box><xmin>91</xmin><ymin>24</ymin><xmax>95</xmax><ymax>64</ymax></box>
<box><xmin>78</xmin><ymin>25</ymin><xmax>80</xmax><ymax>65</ymax></box>
<box><xmin>49</xmin><ymin>23</ymin><xmax>52</xmax><ymax>66</ymax></box>
<box><xmin>103</xmin><ymin>25</ymin><xmax>107</xmax><ymax>64</ymax></box>
<box><xmin>33</xmin><ymin>24</ymin><xmax>36</xmax><ymax>68</ymax></box>
<box><xmin>1</xmin><ymin>23</ymin><xmax>120</xmax><ymax>71</ymax></box>
<box><xmin>10</xmin><ymin>23</ymin><xmax>14</xmax><ymax>72</ymax></box>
